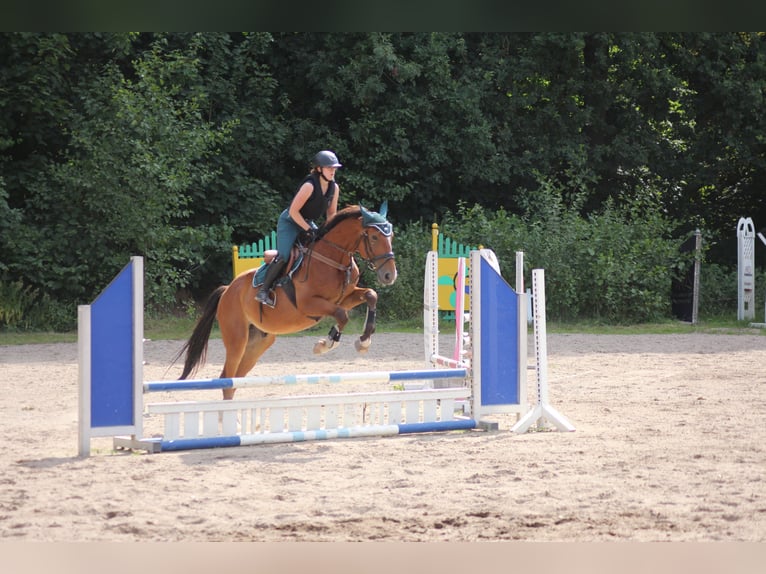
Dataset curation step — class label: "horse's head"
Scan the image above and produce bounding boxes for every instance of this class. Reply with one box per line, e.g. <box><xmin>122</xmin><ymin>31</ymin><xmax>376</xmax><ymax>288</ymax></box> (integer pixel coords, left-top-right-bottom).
<box><xmin>320</xmin><ymin>204</ymin><xmax>398</xmax><ymax>286</ymax></box>
<box><xmin>359</xmin><ymin>203</ymin><xmax>397</xmax><ymax>286</ymax></box>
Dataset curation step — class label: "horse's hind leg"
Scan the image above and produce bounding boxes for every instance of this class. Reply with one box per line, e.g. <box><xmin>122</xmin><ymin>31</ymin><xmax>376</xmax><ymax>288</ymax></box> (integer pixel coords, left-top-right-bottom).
<box><xmin>237</xmin><ymin>326</ymin><xmax>276</xmax><ymax>378</ymax></box>
<box><xmin>218</xmin><ymin>314</ymin><xmax>249</xmax><ymax>400</ymax></box>
<box><xmin>219</xmin><ymin>324</ymin><xmax>276</xmax><ymax>400</ymax></box>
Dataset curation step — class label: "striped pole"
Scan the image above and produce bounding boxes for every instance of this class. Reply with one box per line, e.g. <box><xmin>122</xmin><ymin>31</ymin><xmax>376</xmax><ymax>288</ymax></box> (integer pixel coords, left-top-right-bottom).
<box><xmin>430</xmin><ymin>355</ymin><xmax>466</xmax><ymax>368</ymax></box>
<box><xmin>157</xmin><ymin>419</ymin><xmax>478</xmax><ymax>452</ymax></box>
<box><xmin>145</xmin><ymin>368</ymin><xmax>467</xmax><ymax>393</ymax></box>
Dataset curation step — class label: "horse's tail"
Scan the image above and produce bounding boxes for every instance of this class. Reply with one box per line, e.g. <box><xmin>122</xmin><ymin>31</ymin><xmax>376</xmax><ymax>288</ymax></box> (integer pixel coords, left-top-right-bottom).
<box><xmin>175</xmin><ymin>285</ymin><xmax>226</xmax><ymax>380</ymax></box>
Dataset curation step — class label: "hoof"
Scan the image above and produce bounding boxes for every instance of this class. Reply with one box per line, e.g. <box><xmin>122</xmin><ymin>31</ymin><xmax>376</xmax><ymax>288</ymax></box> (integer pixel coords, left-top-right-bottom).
<box><xmin>355</xmin><ymin>338</ymin><xmax>371</xmax><ymax>354</ymax></box>
<box><xmin>313</xmin><ymin>338</ymin><xmax>340</xmax><ymax>355</ymax></box>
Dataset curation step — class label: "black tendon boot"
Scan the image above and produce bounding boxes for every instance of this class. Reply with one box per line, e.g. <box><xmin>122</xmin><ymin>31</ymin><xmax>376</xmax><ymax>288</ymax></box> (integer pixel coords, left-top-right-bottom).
<box><xmin>255</xmin><ymin>257</ymin><xmax>286</xmax><ymax>306</ymax></box>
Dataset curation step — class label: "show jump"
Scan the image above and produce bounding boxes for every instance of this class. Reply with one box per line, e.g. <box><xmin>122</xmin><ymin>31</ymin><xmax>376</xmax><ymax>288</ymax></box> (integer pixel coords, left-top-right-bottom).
<box><xmin>78</xmin><ymin>247</ymin><xmax>572</xmax><ymax>456</ymax></box>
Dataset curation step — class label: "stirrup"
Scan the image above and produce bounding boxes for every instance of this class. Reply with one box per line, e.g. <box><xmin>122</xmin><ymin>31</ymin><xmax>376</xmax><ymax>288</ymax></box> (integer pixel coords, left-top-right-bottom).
<box><xmin>256</xmin><ymin>288</ymin><xmax>275</xmax><ymax>307</ymax></box>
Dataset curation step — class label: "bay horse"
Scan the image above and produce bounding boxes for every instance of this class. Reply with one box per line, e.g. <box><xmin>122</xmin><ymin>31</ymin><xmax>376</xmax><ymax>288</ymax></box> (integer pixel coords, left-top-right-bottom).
<box><xmin>175</xmin><ymin>204</ymin><xmax>397</xmax><ymax>399</ymax></box>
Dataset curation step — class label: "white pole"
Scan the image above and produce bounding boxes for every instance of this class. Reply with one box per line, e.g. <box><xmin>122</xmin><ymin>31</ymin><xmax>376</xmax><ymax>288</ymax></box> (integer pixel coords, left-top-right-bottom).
<box><xmin>533</xmin><ymin>269</ymin><xmax>550</xmax><ymax>406</ymax></box>
<box><xmin>453</xmin><ymin>257</ymin><xmax>466</xmax><ymax>362</ymax></box>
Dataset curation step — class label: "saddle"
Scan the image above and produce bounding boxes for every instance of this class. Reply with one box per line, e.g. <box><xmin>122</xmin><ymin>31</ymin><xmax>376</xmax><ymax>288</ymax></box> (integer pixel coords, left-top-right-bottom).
<box><xmin>253</xmin><ymin>246</ymin><xmax>304</xmax><ymax>288</ymax></box>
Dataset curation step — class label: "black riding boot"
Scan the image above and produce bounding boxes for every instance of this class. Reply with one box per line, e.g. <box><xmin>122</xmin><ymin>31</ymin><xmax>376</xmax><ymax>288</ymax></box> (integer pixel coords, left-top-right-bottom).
<box><xmin>255</xmin><ymin>257</ymin><xmax>286</xmax><ymax>306</ymax></box>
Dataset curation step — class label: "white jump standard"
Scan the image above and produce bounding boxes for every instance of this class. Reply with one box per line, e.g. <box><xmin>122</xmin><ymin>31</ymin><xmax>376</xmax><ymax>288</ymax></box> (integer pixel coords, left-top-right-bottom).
<box><xmin>78</xmin><ymin>248</ymin><xmax>572</xmax><ymax>456</ymax></box>
<box><xmin>738</xmin><ymin>216</ymin><xmax>766</xmax><ymax>328</ymax></box>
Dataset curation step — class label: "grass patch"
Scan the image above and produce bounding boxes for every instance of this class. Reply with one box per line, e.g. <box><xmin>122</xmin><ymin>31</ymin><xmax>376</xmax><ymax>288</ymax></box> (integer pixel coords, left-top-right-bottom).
<box><xmin>0</xmin><ymin>310</ymin><xmax>431</xmax><ymax>347</ymax></box>
<box><xmin>0</xmin><ymin>331</ymin><xmax>78</xmax><ymax>345</ymax></box>
<box><xmin>546</xmin><ymin>316</ymin><xmax>766</xmax><ymax>335</ymax></box>
<box><xmin>3</xmin><ymin>312</ymin><xmax>764</xmax><ymax>347</ymax></box>
<box><xmin>144</xmin><ymin>314</ymin><xmax>200</xmax><ymax>341</ymax></box>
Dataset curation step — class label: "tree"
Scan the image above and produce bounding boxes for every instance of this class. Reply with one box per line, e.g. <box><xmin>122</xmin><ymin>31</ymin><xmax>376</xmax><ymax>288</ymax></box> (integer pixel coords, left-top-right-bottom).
<box><xmin>1</xmin><ymin>33</ymin><xmax>231</xmax><ymax>315</ymax></box>
<box><xmin>3</xmin><ymin>33</ymin><xmax>765</xmax><ymax>328</ymax></box>
<box><xmin>663</xmin><ymin>33</ymin><xmax>766</xmax><ymax>246</ymax></box>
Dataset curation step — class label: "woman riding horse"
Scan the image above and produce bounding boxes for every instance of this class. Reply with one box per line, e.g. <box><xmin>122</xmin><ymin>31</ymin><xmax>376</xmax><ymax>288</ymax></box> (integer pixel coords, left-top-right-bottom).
<box><xmin>176</xmin><ymin>203</ymin><xmax>397</xmax><ymax>399</ymax></box>
<box><xmin>257</xmin><ymin>150</ymin><xmax>342</xmax><ymax>306</ymax></box>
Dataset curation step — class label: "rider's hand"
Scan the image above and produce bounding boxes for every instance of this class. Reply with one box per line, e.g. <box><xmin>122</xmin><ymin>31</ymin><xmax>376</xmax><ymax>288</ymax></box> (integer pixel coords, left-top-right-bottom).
<box><xmin>301</xmin><ymin>225</ymin><xmax>318</xmax><ymax>243</ymax></box>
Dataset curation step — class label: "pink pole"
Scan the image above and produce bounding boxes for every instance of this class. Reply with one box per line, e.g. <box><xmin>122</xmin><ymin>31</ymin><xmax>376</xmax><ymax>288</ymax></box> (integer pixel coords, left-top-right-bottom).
<box><xmin>453</xmin><ymin>257</ymin><xmax>466</xmax><ymax>362</ymax></box>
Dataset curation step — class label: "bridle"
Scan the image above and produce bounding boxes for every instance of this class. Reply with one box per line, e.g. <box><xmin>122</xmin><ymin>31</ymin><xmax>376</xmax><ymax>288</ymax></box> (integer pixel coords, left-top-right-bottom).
<box><xmin>318</xmin><ymin>223</ymin><xmax>395</xmax><ymax>273</ymax></box>
<box><xmin>359</xmin><ymin>221</ymin><xmax>396</xmax><ymax>271</ymax></box>
<box><xmin>296</xmin><ymin>216</ymin><xmax>396</xmax><ymax>305</ymax></box>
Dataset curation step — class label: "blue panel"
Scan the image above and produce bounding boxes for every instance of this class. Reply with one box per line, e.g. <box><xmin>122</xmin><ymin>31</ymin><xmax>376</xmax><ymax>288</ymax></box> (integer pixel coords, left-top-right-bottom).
<box><xmin>479</xmin><ymin>257</ymin><xmax>520</xmax><ymax>405</ymax></box>
<box><xmin>90</xmin><ymin>262</ymin><xmax>135</xmax><ymax>428</ymax></box>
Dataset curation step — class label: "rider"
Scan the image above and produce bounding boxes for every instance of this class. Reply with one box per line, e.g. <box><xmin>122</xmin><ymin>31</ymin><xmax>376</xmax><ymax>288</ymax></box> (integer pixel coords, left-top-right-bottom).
<box><xmin>255</xmin><ymin>150</ymin><xmax>342</xmax><ymax>305</ymax></box>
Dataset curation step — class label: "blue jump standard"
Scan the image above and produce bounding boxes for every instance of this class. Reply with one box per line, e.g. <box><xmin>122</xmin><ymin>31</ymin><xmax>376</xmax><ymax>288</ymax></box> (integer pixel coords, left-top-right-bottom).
<box><xmin>152</xmin><ymin>419</ymin><xmax>478</xmax><ymax>452</ymax></box>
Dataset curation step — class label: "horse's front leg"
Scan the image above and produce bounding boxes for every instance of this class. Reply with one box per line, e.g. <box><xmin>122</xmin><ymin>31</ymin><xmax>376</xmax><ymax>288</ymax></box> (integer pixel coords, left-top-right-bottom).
<box><xmin>313</xmin><ymin>305</ymin><xmax>349</xmax><ymax>355</ymax></box>
<box><xmin>307</xmin><ymin>288</ymin><xmax>377</xmax><ymax>356</ymax></box>
<box><xmin>354</xmin><ymin>289</ymin><xmax>378</xmax><ymax>353</ymax></box>
<box><xmin>331</xmin><ymin>287</ymin><xmax>378</xmax><ymax>354</ymax></box>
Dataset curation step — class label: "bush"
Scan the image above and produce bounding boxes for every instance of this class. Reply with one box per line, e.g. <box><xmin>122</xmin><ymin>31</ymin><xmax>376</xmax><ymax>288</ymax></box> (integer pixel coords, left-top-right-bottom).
<box><xmin>0</xmin><ymin>280</ymin><xmax>37</xmax><ymax>329</ymax></box>
<box><xmin>698</xmin><ymin>263</ymin><xmax>766</xmax><ymax>320</ymax></box>
<box><xmin>369</xmin><ymin>219</ymin><xmax>432</xmax><ymax>321</ymax></box>
<box><xmin>0</xmin><ymin>280</ymin><xmax>76</xmax><ymax>331</ymax></box>
<box><xmin>416</xmin><ymin>191</ymin><xmax>685</xmax><ymax>324</ymax></box>
<box><xmin>5</xmin><ymin>190</ymin><xmax>722</xmax><ymax>330</ymax></box>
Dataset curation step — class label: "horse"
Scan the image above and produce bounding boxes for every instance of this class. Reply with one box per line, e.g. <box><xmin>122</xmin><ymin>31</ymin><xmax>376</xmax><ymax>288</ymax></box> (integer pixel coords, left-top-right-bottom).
<box><xmin>175</xmin><ymin>204</ymin><xmax>397</xmax><ymax>399</ymax></box>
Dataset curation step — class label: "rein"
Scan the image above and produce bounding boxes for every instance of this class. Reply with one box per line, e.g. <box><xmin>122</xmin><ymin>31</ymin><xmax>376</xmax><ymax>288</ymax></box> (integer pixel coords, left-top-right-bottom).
<box><xmin>320</xmin><ymin>228</ymin><xmax>395</xmax><ymax>272</ymax></box>
<box><xmin>299</xmin><ymin>225</ymin><xmax>395</xmax><ymax>289</ymax></box>
<box><xmin>309</xmin><ymin>248</ymin><xmax>351</xmax><ymax>273</ymax></box>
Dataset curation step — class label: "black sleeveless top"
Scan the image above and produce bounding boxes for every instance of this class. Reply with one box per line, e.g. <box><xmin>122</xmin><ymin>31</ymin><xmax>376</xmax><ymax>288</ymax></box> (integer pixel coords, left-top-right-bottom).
<box><xmin>298</xmin><ymin>173</ymin><xmax>336</xmax><ymax>222</ymax></box>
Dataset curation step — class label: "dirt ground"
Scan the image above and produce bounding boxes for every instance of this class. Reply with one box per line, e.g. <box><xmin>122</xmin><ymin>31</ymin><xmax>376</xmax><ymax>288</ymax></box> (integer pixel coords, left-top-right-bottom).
<box><xmin>1</xmin><ymin>329</ymin><xmax>765</xmax><ymax>543</ymax></box>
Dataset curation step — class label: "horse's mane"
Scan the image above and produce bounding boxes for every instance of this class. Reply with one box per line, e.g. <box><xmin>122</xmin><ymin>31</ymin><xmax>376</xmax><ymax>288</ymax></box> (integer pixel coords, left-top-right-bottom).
<box><xmin>322</xmin><ymin>205</ymin><xmax>363</xmax><ymax>233</ymax></box>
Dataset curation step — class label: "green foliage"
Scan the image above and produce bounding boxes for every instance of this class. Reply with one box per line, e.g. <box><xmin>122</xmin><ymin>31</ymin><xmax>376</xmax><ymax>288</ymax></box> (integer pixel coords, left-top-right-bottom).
<box><xmin>697</xmin><ymin>264</ymin><xmax>766</xmax><ymax>319</ymax></box>
<box><xmin>372</xmin><ymin>219</ymin><xmax>432</xmax><ymax>321</ymax></box>
<box><xmin>698</xmin><ymin>263</ymin><xmax>737</xmax><ymax>316</ymax></box>
<box><xmin>2</xmin><ymin>32</ymin><xmax>765</xmax><ymax>329</ymax></box>
<box><xmin>581</xmin><ymin>201</ymin><xmax>678</xmax><ymax>323</ymax></box>
<box><xmin>0</xmin><ymin>280</ymin><xmax>74</xmax><ymax>331</ymax></box>
<box><xmin>2</xmin><ymin>33</ymin><xmax>233</xmax><ymax>320</ymax></box>
<box><xmin>435</xmin><ymin>191</ymin><xmax>683</xmax><ymax>323</ymax></box>
<box><xmin>0</xmin><ymin>280</ymin><xmax>36</xmax><ymax>328</ymax></box>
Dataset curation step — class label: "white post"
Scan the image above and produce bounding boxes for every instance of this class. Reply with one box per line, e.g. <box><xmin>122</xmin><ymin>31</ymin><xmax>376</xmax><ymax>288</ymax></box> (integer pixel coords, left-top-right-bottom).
<box><xmin>77</xmin><ymin>304</ymin><xmax>92</xmax><ymax>457</ymax></box>
<box><xmin>751</xmin><ymin>231</ymin><xmax>766</xmax><ymax>328</ymax></box>
<box><xmin>691</xmin><ymin>229</ymin><xmax>701</xmax><ymax>325</ymax></box>
<box><xmin>512</xmin><ymin>269</ymin><xmax>575</xmax><ymax>433</ymax></box>
<box><xmin>737</xmin><ymin>217</ymin><xmax>755</xmax><ymax>321</ymax></box>
<box><xmin>423</xmin><ymin>251</ymin><xmax>440</xmax><ymax>365</ymax></box>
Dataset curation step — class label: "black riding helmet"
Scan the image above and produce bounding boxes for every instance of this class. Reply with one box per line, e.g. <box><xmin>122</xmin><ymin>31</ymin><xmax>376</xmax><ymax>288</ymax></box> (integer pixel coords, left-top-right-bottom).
<box><xmin>313</xmin><ymin>150</ymin><xmax>342</xmax><ymax>168</ymax></box>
